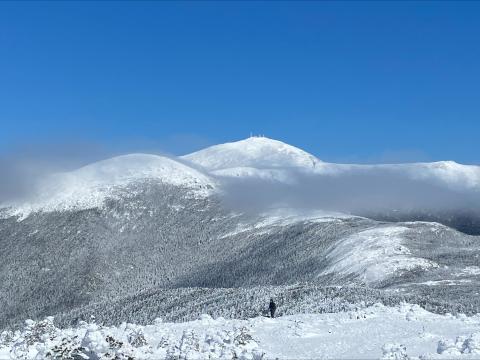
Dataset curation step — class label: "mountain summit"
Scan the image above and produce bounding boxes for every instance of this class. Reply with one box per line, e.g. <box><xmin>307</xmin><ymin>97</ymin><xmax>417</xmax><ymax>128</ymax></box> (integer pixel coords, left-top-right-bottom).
<box><xmin>183</xmin><ymin>136</ymin><xmax>322</xmax><ymax>171</ymax></box>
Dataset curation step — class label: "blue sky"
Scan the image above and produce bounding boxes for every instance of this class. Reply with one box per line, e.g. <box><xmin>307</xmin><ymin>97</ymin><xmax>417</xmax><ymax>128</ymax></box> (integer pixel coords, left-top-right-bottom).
<box><xmin>0</xmin><ymin>1</ymin><xmax>479</xmax><ymax>163</ymax></box>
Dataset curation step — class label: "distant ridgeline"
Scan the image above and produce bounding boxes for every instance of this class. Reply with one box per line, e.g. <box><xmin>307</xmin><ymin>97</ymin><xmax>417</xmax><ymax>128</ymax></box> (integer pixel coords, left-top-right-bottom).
<box><xmin>361</xmin><ymin>209</ymin><xmax>480</xmax><ymax>236</ymax></box>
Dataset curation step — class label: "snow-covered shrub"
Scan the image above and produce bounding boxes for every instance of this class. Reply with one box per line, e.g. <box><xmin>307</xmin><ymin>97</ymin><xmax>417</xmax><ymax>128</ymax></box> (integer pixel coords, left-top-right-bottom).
<box><xmin>436</xmin><ymin>337</ymin><xmax>463</xmax><ymax>356</ymax></box>
<box><xmin>463</xmin><ymin>332</ymin><xmax>480</xmax><ymax>354</ymax></box>
<box><xmin>166</xmin><ymin>329</ymin><xmax>200</xmax><ymax>359</ymax></box>
<box><xmin>127</xmin><ymin>328</ymin><xmax>147</xmax><ymax>348</ymax></box>
<box><xmin>24</xmin><ymin>317</ymin><xmax>57</xmax><ymax>345</ymax></box>
<box><xmin>381</xmin><ymin>343</ymin><xmax>410</xmax><ymax>360</ymax></box>
<box><xmin>437</xmin><ymin>332</ymin><xmax>480</xmax><ymax>355</ymax></box>
<box><xmin>39</xmin><ymin>335</ymin><xmax>87</xmax><ymax>359</ymax></box>
<box><xmin>0</xmin><ymin>329</ymin><xmax>15</xmax><ymax>348</ymax></box>
<box><xmin>8</xmin><ymin>317</ymin><xmax>59</xmax><ymax>359</ymax></box>
<box><xmin>80</xmin><ymin>324</ymin><xmax>111</xmax><ymax>357</ymax></box>
<box><xmin>233</xmin><ymin>327</ymin><xmax>254</xmax><ymax>346</ymax></box>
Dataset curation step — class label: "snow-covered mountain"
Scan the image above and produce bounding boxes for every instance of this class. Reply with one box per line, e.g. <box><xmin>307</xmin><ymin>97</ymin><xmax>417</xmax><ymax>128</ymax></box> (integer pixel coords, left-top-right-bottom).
<box><xmin>183</xmin><ymin>136</ymin><xmax>322</xmax><ymax>171</ymax></box>
<box><xmin>2</xmin><ymin>136</ymin><xmax>479</xmax><ymax>218</ymax></box>
<box><xmin>1</xmin><ymin>153</ymin><xmax>215</xmax><ymax>219</ymax></box>
<box><xmin>0</xmin><ymin>136</ymin><xmax>479</xmax><ymax>330</ymax></box>
<box><xmin>184</xmin><ymin>137</ymin><xmax>480</xmax><ymax>192</ymax></box>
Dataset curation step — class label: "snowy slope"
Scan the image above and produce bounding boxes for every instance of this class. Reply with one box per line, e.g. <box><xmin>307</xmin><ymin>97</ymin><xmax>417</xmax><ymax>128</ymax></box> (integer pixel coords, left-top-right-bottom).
<box><xmin>183</xmin><ymin>136</ymin><xmax>322</xmax><ymax>171</ymax></box>
<box><xmin>211</xmin><ymin>167</ymin><xmax>296</xmax><ymax>183</ymax></box>
<box><xmin>321</xmin><ymin>225</ymin><xmax>439</xmax><ymax>283</ymax></box>
<box><xmin>1</xmin><ymin>154</ymin><xmax>215</xmax><ymax>219</ymax></box>
<box><xmin>3</xmin><ymin>303</ymin><xmax>480</xmax><ymax>359</ymax></box>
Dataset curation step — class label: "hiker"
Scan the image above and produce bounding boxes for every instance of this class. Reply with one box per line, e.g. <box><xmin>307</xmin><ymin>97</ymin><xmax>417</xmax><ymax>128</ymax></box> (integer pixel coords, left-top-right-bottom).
<box><xmin>269</xmin><ymin>298</ymin><xmax>276</xmax><ymax>318</ymax></box>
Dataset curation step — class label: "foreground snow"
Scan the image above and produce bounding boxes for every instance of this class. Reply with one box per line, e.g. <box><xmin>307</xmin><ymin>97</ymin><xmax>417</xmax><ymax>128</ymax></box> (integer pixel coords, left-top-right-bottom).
<box><xmin>2</xmin><ymin>303</ymin><xmax>480</xmax><ymax>359</ymax></box>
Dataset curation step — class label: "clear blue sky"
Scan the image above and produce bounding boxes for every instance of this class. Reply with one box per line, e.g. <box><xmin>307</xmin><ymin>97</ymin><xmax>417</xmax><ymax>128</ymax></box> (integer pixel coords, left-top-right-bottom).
<box><xmin>1</xmin><ymin>1</ymin><xmax>479</xmax><ymax>163</ymax></box>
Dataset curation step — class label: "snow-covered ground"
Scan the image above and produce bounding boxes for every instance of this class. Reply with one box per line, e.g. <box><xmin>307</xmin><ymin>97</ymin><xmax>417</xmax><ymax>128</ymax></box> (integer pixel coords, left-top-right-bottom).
<box><xmin>182</xmin><ymin>136</ymin><xmax>322</xmax><ymax>171</ymax></box>
<box><xmin>2</xmin><ymin>303</ymin><xmax>480</xmax><ymax>359</ymax></box>
<box><xmin>221</xmin><ymin>207</ymin><xmax>354</xmax><ymax>238</ymax></box>
<box><xmin>321</xmin><ymin>226</ymin><xmax>439</xmax><ymax>284</ymax></box>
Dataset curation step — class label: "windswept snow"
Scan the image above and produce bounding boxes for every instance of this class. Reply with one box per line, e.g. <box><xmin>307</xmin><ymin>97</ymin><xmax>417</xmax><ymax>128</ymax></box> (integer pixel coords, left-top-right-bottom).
<box><xmin>183</xmin><ymin>137</ymin><xmax>480</xmax><ymax>192</ymax></box>
<box><xmin>3</xmin><ymin>303</ymin><xmax>480</xmax><ymax>359</ymax></box>
<box><xmin>413</xmin><ymin>279</ymin><xmax>473</xmax><ymax>286</ymax></box>
<box><xmin>252</xmin><ymin>208</ymin><xmax>354</xmax><ymax>229</ymax></box>
<box><xmin>2</xmin><ymin>137</ymin><xmax>480</xmax><ymax>219</ymax></box>
<box><xmin>1</xmin><ymin>154</ymin><xmax>215</xmax><ymax>219</ymax></box>
<box><xmin>321</xmin><ymin>226</ymin><xmax>438</xmax><ymax>283</ymax></box>
<box><xmin>183</xmin><ymin>137</ymin><xmax>322</xmax><ymax>171</ymax></box>
<box><xmin>211</xmin><ymin>167</ymin><xmax>296</xmax><ymax>183</ymax></box>
<box><xmin>456</xmin><ymin>266</ymin><xmax>480</xmax><ymax>277</ymax></box>
<box><xmin>221</xmin><ymin>208</ymin><xmax>354</xmax><ymax>238</ymax></box>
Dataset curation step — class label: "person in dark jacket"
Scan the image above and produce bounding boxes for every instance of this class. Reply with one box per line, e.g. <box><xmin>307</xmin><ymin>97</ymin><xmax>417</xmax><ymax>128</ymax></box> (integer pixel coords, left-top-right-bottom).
<box><xmin>269</xmin><ymin>298</ymin><xmax>276</xmax><ymax>318</ymax></box>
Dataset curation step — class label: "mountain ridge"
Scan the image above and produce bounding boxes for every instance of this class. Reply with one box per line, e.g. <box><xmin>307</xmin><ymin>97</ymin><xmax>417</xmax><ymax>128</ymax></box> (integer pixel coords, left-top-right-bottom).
<box><xmin>2</xmin><ymin>136</ymin><xmax>479</xmax><ymax>218</ymax></box>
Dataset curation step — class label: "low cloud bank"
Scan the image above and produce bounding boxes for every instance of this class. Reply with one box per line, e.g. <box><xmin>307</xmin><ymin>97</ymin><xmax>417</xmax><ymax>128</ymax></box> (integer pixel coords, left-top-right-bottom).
<box><xmin>1</xmin><ymin>146</ymin><xmax>479</xmax><ymax>220</ymax></box>
<box><xmin>0</xmin><ymin>142</ymin><xmax>119</xmax><ymax>203</ymax></box>
<box><xmin>220</xmin><ymin>168</ymin><xmax>480</xmax><ymax>216</ymax></box>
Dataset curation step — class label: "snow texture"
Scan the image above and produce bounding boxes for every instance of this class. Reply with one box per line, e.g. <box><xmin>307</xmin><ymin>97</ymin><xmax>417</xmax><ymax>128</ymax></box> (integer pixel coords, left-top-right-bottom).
<box><xmin>321</xmin><ymin>226</ymin><xmax>439</xmax><ymax>283</ymax></box>
<box><xmin>183</xmin><ymin>136</ymin><xmax>322</xmax><ymax>171</ymax></box>
<box><xmin>1</xmin><ymin>154</ymin><xmax>215</xmax><ymax>219</ymax></box>
<box><xmin>2</xmin><ymin>303</ymin><xmax>480</xmax><ymax>359</ymax></box>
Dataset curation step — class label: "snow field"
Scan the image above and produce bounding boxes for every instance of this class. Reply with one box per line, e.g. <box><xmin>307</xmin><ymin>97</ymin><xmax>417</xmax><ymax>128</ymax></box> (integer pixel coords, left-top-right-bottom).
<box><xmin>183</xmin><ymin>136</ymin><xmax>322</xmax><ymax>171</ymax></box>
<box><xmin>321</xmin><ymin>226</ymin><xmax>438</xmax><ymax>283</ymax></box>
<box><xmin>2</xmin><ymin>303</ymin><xmax>480</xmax><ymax>359</ymax></box>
